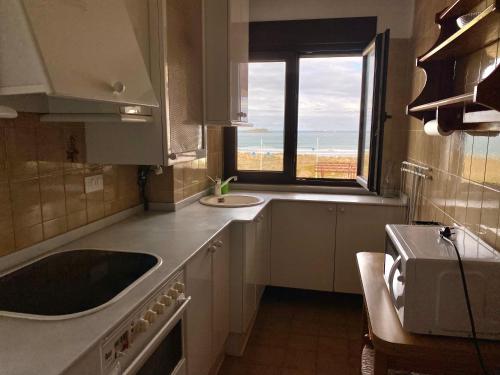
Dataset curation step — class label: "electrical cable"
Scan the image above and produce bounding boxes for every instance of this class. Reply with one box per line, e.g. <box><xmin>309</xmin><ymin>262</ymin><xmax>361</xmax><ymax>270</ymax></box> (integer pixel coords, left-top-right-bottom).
<box><xmin>440</xmin><ymin>228</ymin><xmax>489</xmax><ymax>375</ymax></box>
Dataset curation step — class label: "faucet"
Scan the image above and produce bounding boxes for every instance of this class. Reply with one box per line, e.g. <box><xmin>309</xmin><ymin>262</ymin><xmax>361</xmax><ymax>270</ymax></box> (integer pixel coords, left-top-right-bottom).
<box><xmin>208</xmin><ymin>176</ymin><xmax>238</xmax><ymax>196</ymax></box>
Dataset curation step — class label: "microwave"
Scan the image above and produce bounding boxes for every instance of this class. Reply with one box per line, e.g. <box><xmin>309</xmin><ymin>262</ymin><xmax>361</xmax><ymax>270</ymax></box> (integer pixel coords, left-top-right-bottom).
<box><xmin>384</xmin><ymin>224</ymin><xmax>500</xmax><ymax>340</ymax></box>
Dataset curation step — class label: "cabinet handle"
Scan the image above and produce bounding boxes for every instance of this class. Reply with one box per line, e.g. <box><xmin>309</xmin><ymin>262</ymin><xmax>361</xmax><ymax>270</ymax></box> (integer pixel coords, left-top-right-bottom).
<box><xmin>214</xmin><ymin>240</ymin><xmax>223</xmax><ymax>248</ymax></box>
<box><xmin>327</xmin><ymin>207</ymin><xmax>334</xmax><ymax>212</ymax></box>
<box><xmin>339</xmin><ymin>207</ymin><xmax>345</xmax><ymax>213</ymax></box>
<box><xmin>168</xmin><ymin>153</ymin><xmax>177</xmax><ymax>160</ymax></box>
<box><xmin>112</xmin><ymin>81</ymin><xmax>126</xmax><ymax>95</ymax></box>
<box><xmin>208</xmin><ymin>245</ymin><xmax>217</xmax><ymax>253</ymax></box>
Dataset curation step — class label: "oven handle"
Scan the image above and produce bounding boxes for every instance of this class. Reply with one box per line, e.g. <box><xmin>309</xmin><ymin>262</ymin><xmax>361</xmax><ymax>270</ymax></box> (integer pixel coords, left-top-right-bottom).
<box><xmin>388</xmin><ymin>256</ymin><xmax>401</xmax><ymax>307</ymax></box>
<box><xmin>123</xmin><ymin>296</ymin><xmax>192</xmax><ymax>375</ymax></box>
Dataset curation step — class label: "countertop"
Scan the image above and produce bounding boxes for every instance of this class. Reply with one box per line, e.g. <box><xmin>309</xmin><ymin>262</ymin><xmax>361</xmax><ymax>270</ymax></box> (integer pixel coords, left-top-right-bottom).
<box><xmin>0</xmin><ymin>191</ymin><xmax>404</xmax><ymax>375</ymax></box>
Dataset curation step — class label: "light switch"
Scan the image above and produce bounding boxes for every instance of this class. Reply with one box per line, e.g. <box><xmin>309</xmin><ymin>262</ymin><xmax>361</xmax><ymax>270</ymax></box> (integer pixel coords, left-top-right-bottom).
<box><xmin>85</xmin><ymin>174</ymin><xmax>104</xmax><ymax>194</ymax></box>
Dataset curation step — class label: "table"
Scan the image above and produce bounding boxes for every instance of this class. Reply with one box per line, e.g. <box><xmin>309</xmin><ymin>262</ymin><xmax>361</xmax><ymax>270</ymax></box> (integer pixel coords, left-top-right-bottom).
<box><xmin>356</xmin><ymin>252</ymin><xmax>500</xmax><ymax>375</ymax></box>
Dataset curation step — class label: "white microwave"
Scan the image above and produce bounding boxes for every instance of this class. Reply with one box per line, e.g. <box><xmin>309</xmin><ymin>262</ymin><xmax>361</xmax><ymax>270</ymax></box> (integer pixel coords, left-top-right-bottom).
<box><xmin>384</xmin><ymin>224</ymin><xmax>500</xmax><ymax>340</ymax></box>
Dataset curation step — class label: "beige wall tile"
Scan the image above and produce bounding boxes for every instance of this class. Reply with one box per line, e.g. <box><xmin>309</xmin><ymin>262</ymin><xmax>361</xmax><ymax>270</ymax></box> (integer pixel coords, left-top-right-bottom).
<box><xmin>36</xmin><ymin>124</ymin><xmax>65</xmax><ymax>176</ymax></box>
<box><xmin>465</xmin><ymin>182</ymin><xmax>484</xmax><ymax>235</ymax></box>
<box><xmin>14</xmin><ymin>224</ymin><xmax>43</xmax><ymax>250</ymax></box>
<box><xmin>484</xmin><ymin>133</ymin><xmax>500</xmax><ymax>190</ymax></box>
<box><xmin>5</xmin><ymin>126</ymin><xmax>38</xmax><ymax>180</ymax></box>
<box><xmin>64</xmin><ymin>170</ymin><xmax>86</xmax><ymax>213</ymax></box>
<box><xmin>66</xmin><ymin>210</ymin><xmax>87</xmax><ymax>231</ymax></box>
<box><xmin>43</xmin><ymin>217</ymin><xmax>67</xmax><ymax>240</ymax></box>
<box><xmin>479</xmin><ymin>187</ymin><xmax>500</xmax><ymax>247</ymax></box>
<box><xmin>40</xmin><ymin>174</ymin><xmax>66</xmax><ymax>221</ymax></box>
<box><xmin>86</xmin><ymin>190</ymin><xmax>105</xmax><ymax>223</ymax></box>
<box><xmin>10</xmin><ymin>178</ymin><xmax>42</xmax><ymax>229</ymax></box>
<box><xmin>470</xmin><ymin>135</ymin><xmax>488</xmax><ymax>184</ymax></box>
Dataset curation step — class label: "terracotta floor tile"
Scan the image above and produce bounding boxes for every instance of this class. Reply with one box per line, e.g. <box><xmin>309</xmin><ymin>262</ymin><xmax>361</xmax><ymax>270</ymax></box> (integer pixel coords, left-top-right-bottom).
<box><xmin>286</xmin><ymin>334</ymin><xmax>318</xmax><ymax>352</ymax></box>
<box><xmin>283</xmin><ymin>349</ymin><xmax>316</xmax><ymax>371</ymax></box>
<box><xmin>242</xmin><ymin>345</ymin><xmax>287</xmax><ymax>367</ymax></box>
<box><xmin>219</xmin><ymin>287</ymin><xmax>363</xmax><ymax>375</ymax></box>
<box><xmin>249</xmin><ymin>330</ymin><xmax>289</xmax><ymax>348</ymax></box>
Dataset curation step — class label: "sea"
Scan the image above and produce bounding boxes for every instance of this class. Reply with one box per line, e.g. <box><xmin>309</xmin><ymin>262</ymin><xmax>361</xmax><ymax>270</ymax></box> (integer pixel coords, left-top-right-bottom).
<box><xmin>238</xmin><ymin>130</ymin><xmax>361</xmax><ymax>156</ymax></box>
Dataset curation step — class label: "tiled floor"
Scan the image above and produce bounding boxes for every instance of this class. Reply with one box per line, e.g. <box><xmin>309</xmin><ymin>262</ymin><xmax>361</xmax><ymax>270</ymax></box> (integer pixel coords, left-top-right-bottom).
<box><xmin>219</xmin><ymin>287</ymin><xmax>364</xmax><ymax>375</ymax></box>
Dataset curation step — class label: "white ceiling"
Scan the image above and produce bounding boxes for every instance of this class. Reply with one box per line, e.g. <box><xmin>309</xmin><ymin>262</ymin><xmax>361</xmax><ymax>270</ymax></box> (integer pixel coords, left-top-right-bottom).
<box><xmin>249</xmin><ymin>0</ymin><xmax>415</xmax><ymax>39</ymax></box>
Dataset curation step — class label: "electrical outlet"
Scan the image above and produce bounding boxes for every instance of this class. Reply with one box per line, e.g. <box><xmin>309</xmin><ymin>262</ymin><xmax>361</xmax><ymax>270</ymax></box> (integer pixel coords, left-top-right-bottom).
<box><xmin>84</xmin><ymin>174</ymin><xmax>104</xmax><ymax>194</ymax></box>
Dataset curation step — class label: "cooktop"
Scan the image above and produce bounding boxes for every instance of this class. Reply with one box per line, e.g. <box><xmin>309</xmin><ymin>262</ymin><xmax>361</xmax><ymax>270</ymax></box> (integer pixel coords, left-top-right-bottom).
<box><xmin>0</xmin><ymin>249</ymin><xmax>159</xmax><ymax>317</ymax></box>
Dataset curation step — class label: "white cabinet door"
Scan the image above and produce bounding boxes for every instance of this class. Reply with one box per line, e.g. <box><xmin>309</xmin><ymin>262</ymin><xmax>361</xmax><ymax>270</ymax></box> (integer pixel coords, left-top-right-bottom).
<box><xmin>212</xmin><ymin>229</ymin><xmax>230</xmax><ymax>362</ymax></box>
<box><xmin>186</xmin><ymin>246</ymin><xmax>212</xmax><ymax>375</ymax></box>
<box><xmin>229</xmin><ymin>0</ymin><xmax>249</xmax><ymax>125</ymax></box>
<box><xmin>255</xmin><ymin>206</ymin><xmax>270</xmax><ymax>302</ymax></box>
<box><xmin>334</xmin><ymin>204</ymin><xmax>404</xmax><ymax>294</ymax></box>
<box><xmin>243</xmin><ymin>221</ymin><xmax>257</xmax><ymax>330</ymax></box>
<box><xmin>204</xmin><ymin>0</ymin><xmax>249</xmax><ymax>126</ymax></box>
<box><xmin>20</xmin><ymin>0</ymin><xmax>157</xmax><ymax>106</ymax></box>
<box><xmin>270</xmin><ymin>201</ymin><xmax>336</xmax><ymax>291</ymax></box>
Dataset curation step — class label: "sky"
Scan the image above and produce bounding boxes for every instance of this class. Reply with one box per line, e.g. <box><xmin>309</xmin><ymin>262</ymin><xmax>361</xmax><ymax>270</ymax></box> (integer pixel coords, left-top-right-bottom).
<box><xmin>245</xmin><ymin>56</ymin><xmax>363</xmax><ymax>132</ymax></box>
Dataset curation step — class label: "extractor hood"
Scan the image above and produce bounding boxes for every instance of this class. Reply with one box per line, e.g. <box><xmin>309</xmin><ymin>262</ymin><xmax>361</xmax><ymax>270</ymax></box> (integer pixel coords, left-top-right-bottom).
<box><xmin>0</xmin><ymin>0</ymin><xmax>159</xmax><ymax>118</ymax></box>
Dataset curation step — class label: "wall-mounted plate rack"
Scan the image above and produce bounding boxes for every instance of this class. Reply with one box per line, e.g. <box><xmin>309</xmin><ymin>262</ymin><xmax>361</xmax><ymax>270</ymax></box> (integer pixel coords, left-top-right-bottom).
<box><xmin>407</xmin><ymin>0</ymin><xmax>500</xmax><ymax>131</ymax></box>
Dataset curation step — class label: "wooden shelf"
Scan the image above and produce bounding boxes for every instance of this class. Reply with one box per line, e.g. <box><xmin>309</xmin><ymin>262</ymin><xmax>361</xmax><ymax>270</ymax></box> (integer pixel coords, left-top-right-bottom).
<box><xmin>420</xmin><ymin>3</ymin><xmax>500</xmax><ymax>62</ymax></box>
<box><xmin>409</xmin><ymin>92</ymin><xmax>474</xmax><ymax>113</ymax></box>
<box><xmin>439</xmin><ymin>0</ymin><xmax>484</xmax><ymax>20</ymax></box>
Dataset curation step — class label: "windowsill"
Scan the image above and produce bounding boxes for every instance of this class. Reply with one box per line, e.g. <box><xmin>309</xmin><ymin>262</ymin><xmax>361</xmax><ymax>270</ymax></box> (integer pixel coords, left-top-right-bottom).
<box><xmin>230</xmin><ymin>183</ymin><xmax>375</xmax><ymax>196</ymax></box>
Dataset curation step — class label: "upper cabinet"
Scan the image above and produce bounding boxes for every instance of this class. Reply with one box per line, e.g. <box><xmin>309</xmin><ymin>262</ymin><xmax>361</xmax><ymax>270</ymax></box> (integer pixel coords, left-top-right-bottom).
<box><xmin>86</xmin><ymin>0</ymin><xmax>206</xmax><ymax>165</ymax></box>
<box><xmin>0</xmin><ymin>0</ymin><xmax>158</xmax><ymax>108</ymax></box>
<box><xmin>205</xmin><ymin>0</ymin><xmax>250</xmax><ymax>126</ymax></box>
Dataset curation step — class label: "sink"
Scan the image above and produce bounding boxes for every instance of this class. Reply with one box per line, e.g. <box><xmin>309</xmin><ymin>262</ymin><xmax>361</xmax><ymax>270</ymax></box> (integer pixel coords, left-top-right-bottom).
<box><xmin>199</xmin><ymin>194</ymin><xmax>264</xmax><ymax>208</ymax></box>
<box><xmin>0</xmin><ymin>249</ymin><xmax>160</xmax><ymax>318</ymax></box>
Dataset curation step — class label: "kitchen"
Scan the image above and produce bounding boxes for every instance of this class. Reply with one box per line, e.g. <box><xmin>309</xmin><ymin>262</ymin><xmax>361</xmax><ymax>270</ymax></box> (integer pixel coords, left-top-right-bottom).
<box><xmin>1</xmin><ymin>1</ymin><xmax>500</xmax><ymax>375</ymax></box>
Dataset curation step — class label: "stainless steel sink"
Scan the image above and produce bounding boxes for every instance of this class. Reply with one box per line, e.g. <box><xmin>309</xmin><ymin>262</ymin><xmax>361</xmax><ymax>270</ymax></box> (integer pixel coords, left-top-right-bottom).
<box><xmin>199</xmin><ymin>194</ymin><xmax>264</xmax><ymax>208</ymax></box>
<box><xmin>0</xmin><ymin>249</ymin><xmax>160</xmax><ymax>319</ymax></box>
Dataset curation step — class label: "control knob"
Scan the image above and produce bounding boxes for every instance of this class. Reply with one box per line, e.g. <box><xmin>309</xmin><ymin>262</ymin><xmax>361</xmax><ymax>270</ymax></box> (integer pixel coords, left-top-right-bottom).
<box><xmin>144</xmin><ymin>309</ymin><xmax>157</xmax><ymax>324</ymax></box>
<box><xmin>173</xmin><ymin>282</ymin><xmax>185</xmax><ymax>293</ymax></box>
<box><xmin>135</xmin><ymin>318</ymin><xmax>150</xmax><ymax>333</ymax></box>
<box><xmin>152</xmin><ymin>302</ymin><xmax>167</xmax><ymax>315</ymax></box>
<box><xmin>159</xmin><ymin>294</ymin><xmax>173</xmax><ymax>306</ymax></box>
<box><xmin>167</xmin><ymin>288</ymin><xmax>179</xmax><ymax>300</ymax></box>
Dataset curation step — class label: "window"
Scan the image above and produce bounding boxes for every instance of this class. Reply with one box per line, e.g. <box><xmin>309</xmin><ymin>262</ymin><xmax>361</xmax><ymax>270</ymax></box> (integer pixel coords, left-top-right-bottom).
<box><xmin>237</xmin><ymin>61</ymin><xmax>286</xmax><ymax>172</ymax></box>
<box><xmin>225</xmin><ymin>19</ymin><xmax>388</xmax><ymax>192</ymax></box>
<box><xmin>296</xmin><ymin>56</ymin><xmax>363</xmax><ymax>180</ymax></box>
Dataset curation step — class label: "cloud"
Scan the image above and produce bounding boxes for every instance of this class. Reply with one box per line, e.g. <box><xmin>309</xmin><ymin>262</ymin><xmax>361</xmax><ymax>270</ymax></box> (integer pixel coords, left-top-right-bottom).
<box><xmin>245</xmin><ymin>56</ymin><xmax>363</xmax><ymax>132</ymax></box>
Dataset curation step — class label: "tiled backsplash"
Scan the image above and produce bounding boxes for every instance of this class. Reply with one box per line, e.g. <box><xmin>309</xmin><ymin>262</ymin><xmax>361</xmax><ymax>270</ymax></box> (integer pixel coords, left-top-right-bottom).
<box><xmin>407</xmin><ymin>0</ymin><xmax>500</xmax><ymax>250</ymax></box>
<box><xmin>0</xmin><ymin>114</ymin><xmax>141</xmax><ymax>256</ymax></box>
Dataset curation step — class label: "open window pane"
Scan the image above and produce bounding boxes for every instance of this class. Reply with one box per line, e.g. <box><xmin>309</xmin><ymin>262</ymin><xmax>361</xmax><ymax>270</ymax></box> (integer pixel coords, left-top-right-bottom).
<box><xmin>237</xmin><ymin>62</ymin><xmax>286</xmax><ymax>172</ymax></box>
<box><xmin>296</xmin><ymin>56</ymin><xmax>363</xmax><ymax>179</ymax></box>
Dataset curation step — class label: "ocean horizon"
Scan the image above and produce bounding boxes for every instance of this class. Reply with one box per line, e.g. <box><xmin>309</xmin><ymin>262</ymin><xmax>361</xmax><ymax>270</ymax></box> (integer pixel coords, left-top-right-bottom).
<box><xmin>238</xmin><ymin>130</ymin><xmax>361</xmax><ymax>156</ymax></box>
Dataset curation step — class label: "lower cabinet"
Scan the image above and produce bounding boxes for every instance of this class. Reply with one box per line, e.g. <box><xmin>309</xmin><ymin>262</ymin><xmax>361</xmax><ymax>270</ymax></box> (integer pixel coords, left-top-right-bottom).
<box><xmin>227</xmin><ymin>205</ymin><xmax>271</xmax><ymax>355</ymax></box>
<box><xmin>270</xmin><ymin>201</ymin><xmax>337</xmax><ymax>291</ymax></box>
<box><xmin>186</xmin><ymin>228</ymin><xmax>230</xmax><ymax>375</ymax></box>
<box><xmin>334</xmin><ymin>204</ymin><xmax>404</xmax><ymax>294</ymax></box>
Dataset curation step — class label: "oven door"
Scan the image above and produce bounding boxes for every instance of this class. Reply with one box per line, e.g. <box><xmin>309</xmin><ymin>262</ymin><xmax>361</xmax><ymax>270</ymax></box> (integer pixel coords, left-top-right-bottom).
<box><xmin>123</xmin><ymin>297</ymin><xmax>191</xmax><ymax>375</ymax></box>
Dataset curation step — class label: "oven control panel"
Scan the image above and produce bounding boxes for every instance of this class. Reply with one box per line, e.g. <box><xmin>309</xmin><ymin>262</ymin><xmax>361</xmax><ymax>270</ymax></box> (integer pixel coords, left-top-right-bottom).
<box><xmin>101</xmin><ymin>272</ymin><xmax>186</xmax><ymax>374</ymax></box>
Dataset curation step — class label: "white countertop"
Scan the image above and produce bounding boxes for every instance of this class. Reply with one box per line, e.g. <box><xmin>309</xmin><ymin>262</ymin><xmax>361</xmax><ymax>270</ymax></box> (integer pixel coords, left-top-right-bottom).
<box><xmin>0</xmin><ymin>191</ymin><xmax>403</xmax><ymax>375</ymax></box>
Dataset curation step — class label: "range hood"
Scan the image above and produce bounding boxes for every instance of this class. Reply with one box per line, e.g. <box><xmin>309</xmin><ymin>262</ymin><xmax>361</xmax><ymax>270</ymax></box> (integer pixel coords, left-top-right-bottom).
<box><xmin>0</xmin><ymin>0</ymin><xmax>159</xmax><ymax>119</ymax></box>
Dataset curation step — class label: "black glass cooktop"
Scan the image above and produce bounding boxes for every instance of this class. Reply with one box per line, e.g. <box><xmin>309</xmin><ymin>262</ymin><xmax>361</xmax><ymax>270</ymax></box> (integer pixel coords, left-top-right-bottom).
<box><xmin>0</xmin><ymin>250</ymin><xmax>158</xmax><ymax>316</ymax></box>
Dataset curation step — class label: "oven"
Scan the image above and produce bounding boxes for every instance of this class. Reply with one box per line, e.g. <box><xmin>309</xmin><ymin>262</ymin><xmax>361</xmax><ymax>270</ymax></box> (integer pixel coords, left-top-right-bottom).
<box><xmin>101</xmin><ymin>272</ymin><xmax>191</xmax><ymax>375</ymax></box>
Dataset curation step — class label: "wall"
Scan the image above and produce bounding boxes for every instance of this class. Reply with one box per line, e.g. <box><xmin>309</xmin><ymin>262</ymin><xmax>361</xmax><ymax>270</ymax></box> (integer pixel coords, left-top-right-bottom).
<box><xmin>406</xmin><ymin>0</ymin><xmax>500</xmax><ymax>250</ymax></box>
<box><xmin>250</xmin><ymin>0</ymin><xmax>415</xmax><ymax>38</ymax></box>
<box><xmin>0</xmin><ymin>114</ymin><xmax>141</xmax><ymax>256</ymax></box>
